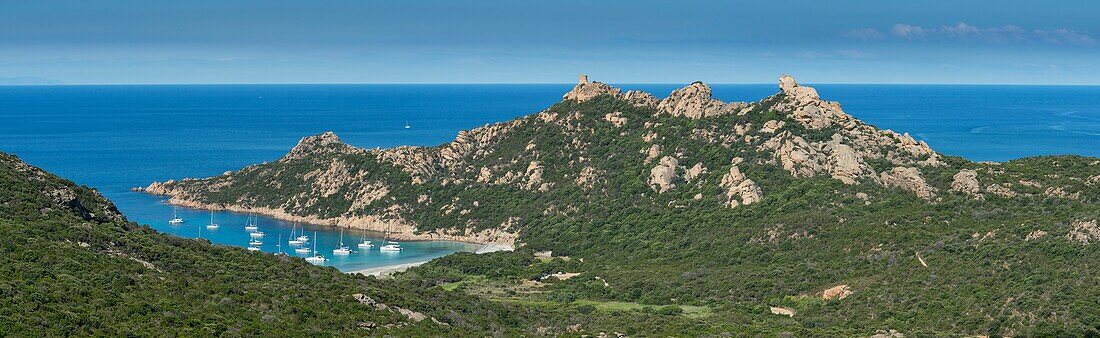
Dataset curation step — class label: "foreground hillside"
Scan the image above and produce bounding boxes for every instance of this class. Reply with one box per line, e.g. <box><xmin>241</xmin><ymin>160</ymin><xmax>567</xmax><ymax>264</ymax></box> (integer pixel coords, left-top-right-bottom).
<box><xmin>143</xmin><ymin>75</ymin><xmax>1100</xmax><ymax>336</ymax></box>
<box><xmin>0</xmin><ymin>152</ymin><xmax>817</xmax><ymax>337</ymax></box>
<box><xmin>0</xmin><ymin>152</ymin><xmax>543</xmax><ymax>336</ymax></box>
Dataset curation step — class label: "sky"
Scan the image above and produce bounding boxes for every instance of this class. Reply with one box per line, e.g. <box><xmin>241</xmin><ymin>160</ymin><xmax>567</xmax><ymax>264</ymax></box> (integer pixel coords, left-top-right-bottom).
<box><xmin>1</xmin><ymin>0</ymin><xmax>1098</xmax><ymax>85</ymax></box>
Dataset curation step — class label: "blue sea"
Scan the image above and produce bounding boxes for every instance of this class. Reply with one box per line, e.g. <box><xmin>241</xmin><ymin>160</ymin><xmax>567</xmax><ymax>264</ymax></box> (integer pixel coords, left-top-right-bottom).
<box><xmin>2</xmin><ymin>83</ymin><xmax>1098</xmax><ymax>271</ymax></box>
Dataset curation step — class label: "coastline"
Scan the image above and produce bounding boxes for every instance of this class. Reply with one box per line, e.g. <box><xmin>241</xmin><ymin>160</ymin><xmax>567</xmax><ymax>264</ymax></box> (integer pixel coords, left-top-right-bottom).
<box><xmin>349</xmin><ymin>243</ymin><xmax>514</xmax><ymax>277</ymax></box>
<box><xmin>136</xmin><ymin>188</ymin><xmax>518</xmax><ymax>247</ymax></box>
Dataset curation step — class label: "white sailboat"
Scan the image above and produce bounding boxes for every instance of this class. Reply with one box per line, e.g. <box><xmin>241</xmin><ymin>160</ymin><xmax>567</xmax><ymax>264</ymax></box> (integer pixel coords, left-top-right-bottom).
<box><xmin>250</xmin><ymin>231</ymin><xmax>265</xmax><ymax>238</ymax></box>
<box><xmin>276</xmin><ymin>234</ymin><xmax>287</xmax><ymax>256</ymax></box>
<box><xmin>205</xmin><ymin>210</ymin><xmax>219</xmax><ymax>229</ymax></box>
<box><xmin>357</xmin><ymin>229</ymin><xmax>373</xmax><ymax>249</ymax></box>
<box><xmin>169</xmin><ymin>206</ymin><xmax>184</xmax><ymax>225</ymax></box>
<box><xmin>244</xmin><ymin>213</ymin><xmax>258</xmax><ymax>232</ymax></box>
<box><xmin>247</xmin><ymin>229</ymin><xmax>262</xmax><ymax>251</ymax></box>
<box><xmin>295</xmin><ymin>226</ymin><xmax>310</xmax><ymax>242</ymax></box>
<box><xmin>333</xmin><ymin>228</ymin><xmax>351</xmax><ymax>255</ymax></box>
<box><xmin>379</xmin><ymin>230</ymin><xmax>402</xmax><ymax>252</ymax></box>
<box><xmin>288</xmin><ymin>223</ymin><xmax>304</xmax><ymax>246</ymax></box>
<box><xmin>305</xmin><ymin>231</ymin><xmax>327</xmax><ymax>264</ymax></box>
<box><xmin>404</xmin><ymin>120</ymin><xmax>411</xmax><ymax>129</ymax></box>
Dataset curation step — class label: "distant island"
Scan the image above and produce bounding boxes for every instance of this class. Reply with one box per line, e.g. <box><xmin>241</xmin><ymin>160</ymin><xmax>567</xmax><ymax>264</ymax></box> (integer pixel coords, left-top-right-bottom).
<box><xmin>131</xmin><ymin>74</ymin><xmax>1100</xmax><ymax>336</ymax></box>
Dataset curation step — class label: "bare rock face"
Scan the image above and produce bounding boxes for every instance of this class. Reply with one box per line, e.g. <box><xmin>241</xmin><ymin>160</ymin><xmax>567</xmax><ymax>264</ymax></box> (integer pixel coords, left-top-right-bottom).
<box><xmin>575</xmin><ymin>166</ymin><xmax>602</xmax><ymax>189</ymax></box>
<box><xmin>644</xmin><ymin>144</ymin><xmax>662</xmax><ymax>163</ymax></box>
<box><xmin>986</xmin><ymin>183</ymin><xmax>1017</xmax><ymax>198</ymax></box>
<box><xmin>870</xmin><ymin>329</ymin><xmax>906</xmax><ymax>338</ymax></box>
<box><xmin>657</xmin><ymin>82</ymin><xmax>746</xmax><ymax>119</ymax></box>
<box><xmin>563</xmin><ymin>80</ymin><xmax>621</xmax><ymax>102</ymax></box>
<box><xmin>880</xmin><ymin>167</ymin><xmax>935</xmax><ymax>199</ymax></box>
<box><xmin>284</xmin><ymin>131</ymin><xmax>358</xmax><ymax>160</ymax></box>
<box><xmin>779</xmin><ymin>74</ymin><xmax>820</xmax><ymax>103</ymax></box>
<box><xmin>762</xmin><ymin>133</ymin><xmax>818</xmax><ymax>178</ymax></box>
<box><xmin>772</xmin><ymin>76</ymin><xmax>943</xmax><ymax>168</ymax></box>
<box><xmin>1066</xmin><ymin>219</ymin><xmax>1099</xmax><ymax>244</ymax></box>
<box><xmin>769</xmin><ymin>306</ymin><xmax>795</xmax><ymax>317</ymax></box>
<box><xmin>622</xmin><ymin>90</ymin><xmax>659</xmax><ymax>108</ymax></box>
<box><xmin>720</xmin><ymin>165</ymin><xmax>763</xmax><ymax>207</ymax></box>
<box><xmin>603</xmin><ymin>111</ymin><xmax>627</xmax><ymax>127</ymax></box>
<box><xmin>562</xmin><ymin>75</ymin><xmax>657</xmax><ymax>108</ymax></box>
<box><xmin>648</xmin><ymin>156</ymin><xmax>679</xmax><ymax>193</ymax></box>
<box><xmin>683</xmin><ymin>163</ymin><xmax>707</xmax><ymax>182</ymax></box>
<box><xmin>774</xmin><ymin>75</ymin><xmax>850</xmax><ymax>130</ymax></box>
<box><xmin>760</xmin><ymin>120</ymin><xmax>785</xmax><ymax>133</ymax></box>
<box><xmin>1025</xmin><ymin>230</ymin><xmax>1048</xmax><ymax>241</ymax></box>
<box><xmin>760</xmin><ymin>132</ymin><xmax>877</xmax><ymax>185</ymax></box>
<box><xmin>822</xmin><ymin>284</ymin><xmax>852</xmax><ymax>300</ymax></box>
<box><xmin>522</xmin><ymin>161</ymin><xmax>544</xmax><ymax>191</ymax></box>
<box><xmin>825</xmin><ymin>137</ymin><xmax>878</xmax><ymax>184</ymax></box>
<box><xmin>951</xmin><ymin>169</ymin><xmax>983</xmax><ymax>199</ymax></box>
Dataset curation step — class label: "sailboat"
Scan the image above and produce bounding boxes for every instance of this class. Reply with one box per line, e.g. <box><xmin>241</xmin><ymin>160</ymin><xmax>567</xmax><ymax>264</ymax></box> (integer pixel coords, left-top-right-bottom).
<box><xmin>288</xmin><ymin>223</ymin><xmax>304</xmax><ymax>246</ymax></box>
<box><xmin>379</xmin><ymin>230</ymin><xmax>402</xmax><ymax>252</ymax></box>
<box><xmin>205</xmin><ymin>210</ymin><xmax>219</xmax><ymax>229</ymax></box>
<box><xmin>169</xmin><ymin>206</ymin><xmax>184</xmax><ymax>224</ymax></box>
<box><xmin>333</xmin><ymin>228</ymin><xmax>351</xmax><ymax>255</ymax></box>
<box><xmin>247</xmin><ymin>230</ymin><xmax>261</xmax><ymax>251</ymax></box>
<box><xmin>404</xmin><ymin>120</ymin><xmax>411</xmax><ymax>129</ymax></box>
<box><xmin>305</xmin><ymin>231</ymin><xmax>327</xmax><ymax>264</ymax></box>
<box><xmin>295</xmin><ymin>225</ymin><xmax>310</xmax><ymax>242</ymax></box>
<box><xmin>292</xmin><ymin>225</ymin><xmax>311</xmax><ymax>253</ymax></box>
<box><xmin>275</xmin><ymin>234</ymin><xmax>287</xmax><ymax>256</ymax></box>
<box><xmin>357</xmin><ymin>229</ymin><xmax>373</xmax><ymax>249</ymax></box>
<box><xmin>244</xmin><ymin>213</ymin><xmax>259</xmax><ymax>232</ymax></box>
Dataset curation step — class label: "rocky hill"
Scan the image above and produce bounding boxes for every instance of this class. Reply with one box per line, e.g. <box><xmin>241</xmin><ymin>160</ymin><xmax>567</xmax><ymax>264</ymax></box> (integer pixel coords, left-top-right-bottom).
<box><xmin>138</xmin><ymin>75</ymin><xmax>1100</xmax><ymax>336</ymax></box>
<box><xmin>143</xmin><ymin>75</ymin><xmax>960</xmax><ymax>241</ymax></box>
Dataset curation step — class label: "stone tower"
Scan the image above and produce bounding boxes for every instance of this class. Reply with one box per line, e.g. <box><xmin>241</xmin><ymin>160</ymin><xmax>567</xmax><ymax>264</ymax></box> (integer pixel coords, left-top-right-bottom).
<box><xmin>578</xmin><ymin>74</ymin><xmax>589</xmax><ymax>85</ymax></box>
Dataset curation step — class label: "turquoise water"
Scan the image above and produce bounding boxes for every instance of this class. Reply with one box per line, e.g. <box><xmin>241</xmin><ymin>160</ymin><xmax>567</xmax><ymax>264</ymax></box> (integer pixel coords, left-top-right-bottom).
<box><xmin>2</xmin><ymin>84</ymin><xmax>1098</xmax><ymax>271</ymax></box>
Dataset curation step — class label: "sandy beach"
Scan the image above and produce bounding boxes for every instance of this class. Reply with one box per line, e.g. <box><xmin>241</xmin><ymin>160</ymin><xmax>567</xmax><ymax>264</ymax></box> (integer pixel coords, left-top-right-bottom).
<box><xmin>350</xmin><ymin>243</ymin><xmax>514</xmax><ymax>277</ymax></box>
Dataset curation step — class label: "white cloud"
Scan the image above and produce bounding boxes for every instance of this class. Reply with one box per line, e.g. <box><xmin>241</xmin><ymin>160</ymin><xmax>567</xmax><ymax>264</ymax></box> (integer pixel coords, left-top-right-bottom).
<box><xmin>1034</xmin><ymin>29</ymin><xmax>1096</xmax><ymax>45</ymax></box>
<box><xmin>886</xmin><ymin>22</ymin><xmax>1093</xmax><ymax>46</ymax></box>
<box><xmin>891</xmin><ymin>24</ymin><xmax>927</xmax><ymax>39</ymax></box>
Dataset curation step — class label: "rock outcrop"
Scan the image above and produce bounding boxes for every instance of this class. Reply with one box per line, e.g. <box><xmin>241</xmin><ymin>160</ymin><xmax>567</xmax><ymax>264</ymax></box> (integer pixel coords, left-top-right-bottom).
<box><xmin>603</xmin><ymin>112</ymin><xmax>627</xmax><ymax>127</ymax></box>
<box><xmin>951</xmin><ymin>169</ymin><xmax>982</xmax><ymax>199</ymax></box>
<box><xmin>563</xmin><ymin>74</ymin><xmax>658</xmax><ymax>108</ymax></box>
<box><xmin>719</xmin><ymin>165</ymin><xmax>763</xmax><ymax>207</ymax></box>
<box><xmin>563</xmin><ymin>76</ymin><xmax>621</xmax><ymax>102</ymax></box>
<box><xmin>880</xmin><ymin>167</ymin><xmax>935</xmax><ymax>199</ymax></box>
<box><xmin>648</xmin><ymin>156</ymin><xmax>679</xmax><ymax>193</ymax></box>
<box><xmin>760</xmin><ymin>133</ymin><xmax>878</xmax><ymax>185</ymax></box>
<box><xmin>1066</xmin><ymin>219</ymin><xmax>1099</xmax><ymax>244</ymax></box>
<box><xmin>822</xmin><ymin>284</ymin><xmax>852</xmax><ymax>300</ymax></box>
<box><xmin>657</xmin><ymin>81</ymin><xmax>746</xmax><ymax>119</ymax></box>
<box><xmin>284</xmin><ymin>131</ymin><xmax>360</xmax><ymax>160</ymax></box>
